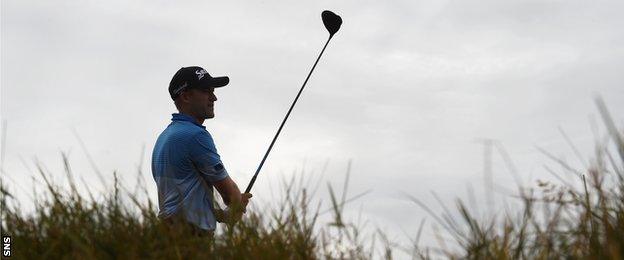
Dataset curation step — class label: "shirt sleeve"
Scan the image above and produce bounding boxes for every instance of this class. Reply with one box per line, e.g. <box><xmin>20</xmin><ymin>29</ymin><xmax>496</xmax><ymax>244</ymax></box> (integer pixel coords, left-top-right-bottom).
<box><xmin>189</xmin><ymin>131</ymin><xmax>229</xmax><ymax>183</ymax></box>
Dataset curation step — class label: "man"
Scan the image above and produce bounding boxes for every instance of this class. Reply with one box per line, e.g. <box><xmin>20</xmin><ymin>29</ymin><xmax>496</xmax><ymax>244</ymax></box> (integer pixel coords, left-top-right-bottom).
<box><xmin>152</xmin><ymin>66</ymin><xmax>251</xmax><ymax>236</ymax></box>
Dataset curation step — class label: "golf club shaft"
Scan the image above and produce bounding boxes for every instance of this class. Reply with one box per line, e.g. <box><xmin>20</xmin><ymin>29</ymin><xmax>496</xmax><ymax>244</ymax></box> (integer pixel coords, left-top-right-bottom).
<box><xmin>245</xmin><ymin>35</ymin><xmax>334</xmax><ymax>193</ymax></box>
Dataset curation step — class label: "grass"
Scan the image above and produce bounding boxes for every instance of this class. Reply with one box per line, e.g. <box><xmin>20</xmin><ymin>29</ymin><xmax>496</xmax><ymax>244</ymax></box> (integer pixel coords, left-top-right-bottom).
<box><xmin>1</xmin><ymin>161</ymin><xmax>378</xmax><ymax>259</ymax></box>
<box><xmin>407</xmin><ymin>97</ymin><xmax>624</xmax><ymax>259</ymax></box>
<box><xmin>1</xmin><ymin>97</ymin><xmax>623</xmax><ymax>259</ymax></box>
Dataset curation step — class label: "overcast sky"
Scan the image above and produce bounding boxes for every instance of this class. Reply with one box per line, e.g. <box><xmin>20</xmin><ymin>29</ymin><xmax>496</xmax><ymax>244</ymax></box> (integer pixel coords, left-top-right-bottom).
<box><xmin>2</xmin><ymin>0</ymin><xmax>623</xmax><ymax>253</ymax></box>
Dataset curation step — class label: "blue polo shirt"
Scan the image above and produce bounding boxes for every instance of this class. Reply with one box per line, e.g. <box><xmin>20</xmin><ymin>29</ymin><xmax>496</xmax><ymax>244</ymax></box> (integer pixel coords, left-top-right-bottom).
<box><xmin>151</xmin><ymin>113</ymin><xmax>228</xmax><ymax>231</ymax></box>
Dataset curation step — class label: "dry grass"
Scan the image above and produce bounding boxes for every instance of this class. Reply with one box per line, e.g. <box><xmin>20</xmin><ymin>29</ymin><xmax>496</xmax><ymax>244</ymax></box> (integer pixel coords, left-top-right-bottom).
<box><xmin>408</xmin><ymin>97</ymin><xmax>624</xmax><ymax>259</ymax></box>
<box><xmin>1</xmin><ymin>97</ymin><xmax>622</xmax><ymax>259</ymax></box>
<box><xmin>0</xmin><ymin>161</ymin><xmax>376</xmax><ymax>259</ymax></box>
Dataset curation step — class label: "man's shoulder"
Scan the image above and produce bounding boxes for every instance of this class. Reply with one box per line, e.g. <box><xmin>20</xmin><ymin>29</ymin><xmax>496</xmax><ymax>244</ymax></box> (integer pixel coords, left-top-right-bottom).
<box><xmin>166</xmin><ymin>121</ymin><xmax>206</xmax><ymax>136</ymax></box>
<box><xmin>155</xmin><ymin>121</ymin><xmax>205</xmax><ymax>146</ymax></box>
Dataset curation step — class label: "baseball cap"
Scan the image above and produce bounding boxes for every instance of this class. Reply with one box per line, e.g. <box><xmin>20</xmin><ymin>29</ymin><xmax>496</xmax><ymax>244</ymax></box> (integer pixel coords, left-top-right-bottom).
<box><xmin>169</xmin><ymin>66</ymin><xmax>229</xmax><ymax>100</ymax></box>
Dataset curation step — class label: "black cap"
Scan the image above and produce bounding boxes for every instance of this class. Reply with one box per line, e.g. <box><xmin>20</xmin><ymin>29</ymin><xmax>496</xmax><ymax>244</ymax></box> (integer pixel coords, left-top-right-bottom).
<box><xmin>169</xmin><ymin>66</ymin><xmax>229</xmax><ymax>100</ymax></box>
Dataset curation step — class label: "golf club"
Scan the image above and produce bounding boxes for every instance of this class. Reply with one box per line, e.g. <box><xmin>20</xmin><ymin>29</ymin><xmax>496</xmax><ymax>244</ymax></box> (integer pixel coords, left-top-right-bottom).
<box><xmin>244</xmin><ymin>10</ymin><xmax>343</xmax><ymax>193</ymax></box>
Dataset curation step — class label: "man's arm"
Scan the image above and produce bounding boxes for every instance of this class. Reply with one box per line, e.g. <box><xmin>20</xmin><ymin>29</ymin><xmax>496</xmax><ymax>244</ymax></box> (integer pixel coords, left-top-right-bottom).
<box><xmin>214</xmin><ymin>176</ymin><xmax>242</xmax><ymax>206</ymax></box>
<box><xmin>188</xmin><ymin>131</ymin><xmax>252</xmax><ymax>222</ymax></box>
<box><xmin>214</xmin><ymin>177</ymin><xmax>252</xmax><ymax>223</ymax></box>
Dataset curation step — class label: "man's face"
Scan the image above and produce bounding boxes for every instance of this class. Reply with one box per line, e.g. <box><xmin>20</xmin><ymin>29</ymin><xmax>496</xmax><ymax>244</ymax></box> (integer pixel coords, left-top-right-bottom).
<box><xmin>187</xmin><ymin>87</ymin><xmax>217</xmax><ymax>119</ymax></box>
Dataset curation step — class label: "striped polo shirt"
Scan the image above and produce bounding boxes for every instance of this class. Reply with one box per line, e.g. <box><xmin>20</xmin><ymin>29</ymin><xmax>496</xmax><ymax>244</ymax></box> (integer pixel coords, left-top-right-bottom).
<box><xmin>151</xmin><ymin>113</ymin><xmax>228</xmax><ymax>231</ymax></box>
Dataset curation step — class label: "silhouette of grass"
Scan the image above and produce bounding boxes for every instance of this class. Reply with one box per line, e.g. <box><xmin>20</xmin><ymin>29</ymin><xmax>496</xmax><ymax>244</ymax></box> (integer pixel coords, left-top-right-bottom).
<box><xmin>0</xmin><ymin>159</ymin><xmax>375</xmax><ymax>259</ymax></box>
<box><xmin>408</xmin><ymin>97</ymin><xmax>624</xmax><ymax>259</ymax></box>
<box><xmin>1</xmin><ymin>97</ymin><xmax>622</xmax><ymax>259</ymax></box>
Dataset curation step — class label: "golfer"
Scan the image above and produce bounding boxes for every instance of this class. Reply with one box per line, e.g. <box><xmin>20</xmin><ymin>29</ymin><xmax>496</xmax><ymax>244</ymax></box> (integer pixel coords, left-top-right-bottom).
<box><xmin>152</xmin><ymin>66</ymin><xmax>252</xmax><ymax>236</ymax></box>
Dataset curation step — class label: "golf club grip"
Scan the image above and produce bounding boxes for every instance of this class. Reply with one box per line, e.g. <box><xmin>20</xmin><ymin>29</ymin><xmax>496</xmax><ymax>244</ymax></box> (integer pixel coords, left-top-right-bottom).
<box><xmin>244</xmin><ymin>36</ymin><xmax>333</xmax><ymax>193</ymax></box>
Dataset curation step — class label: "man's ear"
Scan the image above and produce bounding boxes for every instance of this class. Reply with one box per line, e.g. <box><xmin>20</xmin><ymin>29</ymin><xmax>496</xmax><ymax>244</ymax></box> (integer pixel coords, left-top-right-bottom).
<box><xmin>179</xmin><ymin>90</ymin><xmax>193</xmax><ymax>104</ymax></box>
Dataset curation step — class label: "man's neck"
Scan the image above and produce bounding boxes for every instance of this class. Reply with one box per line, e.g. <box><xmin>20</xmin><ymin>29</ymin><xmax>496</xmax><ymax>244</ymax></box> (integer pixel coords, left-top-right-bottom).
<box><xmin>178</xmin><ymin>111</ymin><xmax>204</xmax><ymax>125</ymax></box>
<box><xmin>193</xmin><ymin>117</ymin><xmax>205</xmax><ymax>125</ymax></box>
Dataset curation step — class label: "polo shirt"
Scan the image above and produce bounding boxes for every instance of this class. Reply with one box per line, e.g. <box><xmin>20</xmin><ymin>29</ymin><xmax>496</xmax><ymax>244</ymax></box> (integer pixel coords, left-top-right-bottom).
<box><xmin>151</xmin><ymin>113</ymin><xmax>228</xmax><ymax>231</ymax></box>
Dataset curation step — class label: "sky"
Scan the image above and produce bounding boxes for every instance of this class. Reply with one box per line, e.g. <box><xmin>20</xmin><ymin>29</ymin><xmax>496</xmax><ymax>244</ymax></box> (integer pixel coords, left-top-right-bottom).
<box><xmin>2</xmin><ymin>0</ymin><xmax>624</xmax><ymax>254</ymax></box>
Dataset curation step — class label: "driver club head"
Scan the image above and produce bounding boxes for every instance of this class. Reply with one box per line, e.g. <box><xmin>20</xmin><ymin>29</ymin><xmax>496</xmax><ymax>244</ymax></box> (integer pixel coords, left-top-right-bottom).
<box><xmin>322</xmin><ymin>10</ymin><xmax>342</xmax><ymax>37</ymax></box>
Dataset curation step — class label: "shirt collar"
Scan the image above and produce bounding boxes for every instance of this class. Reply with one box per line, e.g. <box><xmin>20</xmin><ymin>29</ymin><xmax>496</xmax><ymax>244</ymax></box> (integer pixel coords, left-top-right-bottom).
<box><xmin>171</xmin><ymin>113</ymin><xmax>205</xmax><ymax>129</ymax></box>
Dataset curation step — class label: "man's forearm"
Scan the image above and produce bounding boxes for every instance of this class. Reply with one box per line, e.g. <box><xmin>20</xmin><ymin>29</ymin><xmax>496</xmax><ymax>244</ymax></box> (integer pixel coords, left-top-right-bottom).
<box><xmin>214</xmin><ymin>176</ymin><xmax>250</xmax><ymax>224</ymax></box>
<box><xmin>223</xmin><ymin>188</ymin><xmax>242</xmax><ymax>206</ymax></box>
<box><xmin>215</xmin><ymin>176</ymin><xmax>242</xmax><ymax>206</ymax></box>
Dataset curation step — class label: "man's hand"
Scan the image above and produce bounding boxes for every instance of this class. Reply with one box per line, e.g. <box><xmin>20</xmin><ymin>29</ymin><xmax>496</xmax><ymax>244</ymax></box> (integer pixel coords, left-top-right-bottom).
<box><xmin>214</xmin><ymin>177</ymin><xmax>253</xmax><ymax>224</ymax></box>
<box><xmin>241</xmin><ymin>193</ymin><xmax>252</xmax><ymax>212</ymax></box>
<box><xmin>215</xmin><ymin>193</ymin><xmax>252</xmax><ymax>224</ymax></box>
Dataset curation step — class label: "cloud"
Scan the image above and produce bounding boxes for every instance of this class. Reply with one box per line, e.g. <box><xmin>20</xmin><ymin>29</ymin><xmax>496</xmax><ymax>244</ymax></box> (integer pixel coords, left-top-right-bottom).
<box><xmin>2</xmin><ymin>0</ymin><xmax>623</xmax><ymax>250</ymax></box>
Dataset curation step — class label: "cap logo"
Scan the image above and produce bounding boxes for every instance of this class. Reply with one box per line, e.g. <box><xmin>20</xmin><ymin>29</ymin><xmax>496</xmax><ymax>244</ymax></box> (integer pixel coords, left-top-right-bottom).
<box><xmin>195</xmin><ymin>69</ymin><xmax>208</xmax><ymax>80</ymax></box>
<box><xmin>172</xmin><ymin>82</ymin><xmax>188</xmax><ymax>95</ymax></box>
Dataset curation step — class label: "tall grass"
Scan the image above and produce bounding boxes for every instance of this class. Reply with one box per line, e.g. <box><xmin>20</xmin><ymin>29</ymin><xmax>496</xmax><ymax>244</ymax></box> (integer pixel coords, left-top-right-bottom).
<box><xmin>0</xmin><ymin>160</ymin><xmax>376</xmax><ymax>259</ymax></box>
<box><xmin>1</xmin><ymin>97</ymin><xmax>622</xmax><ymax>259</ymax></box>
<box><xmin>408</xmin><ymin>97</ymin><xmax>624</xmax><ymax>259</ymax></box>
